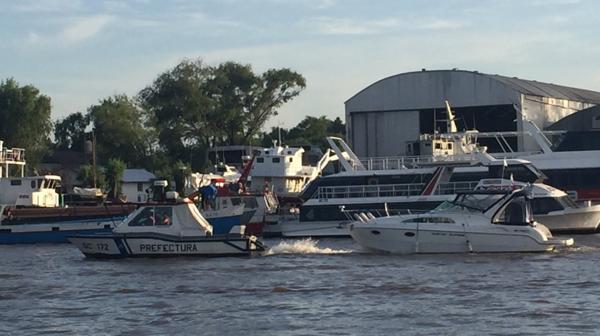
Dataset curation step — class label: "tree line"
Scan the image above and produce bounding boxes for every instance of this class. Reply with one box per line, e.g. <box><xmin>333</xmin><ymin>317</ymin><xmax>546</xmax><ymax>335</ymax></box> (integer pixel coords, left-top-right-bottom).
<box><xmin>0</xmin><ymin>58</ymin><xmax>345</xmax><ymax>193</ymax></box>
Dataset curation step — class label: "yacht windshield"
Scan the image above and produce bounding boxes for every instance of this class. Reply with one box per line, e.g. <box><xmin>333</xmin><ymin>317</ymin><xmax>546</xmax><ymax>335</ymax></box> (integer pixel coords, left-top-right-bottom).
<box><xmin>434</xmin><ymin>193</ymin><xmax>505</xmax><ymax>212</ymax></box>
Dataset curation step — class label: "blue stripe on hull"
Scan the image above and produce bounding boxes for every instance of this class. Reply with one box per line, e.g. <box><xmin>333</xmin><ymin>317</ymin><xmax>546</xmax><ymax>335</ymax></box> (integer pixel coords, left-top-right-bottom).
<box><xmin>0</xmin><ymin>228</ymin><xmax>114</xmax><ymax>244</ymax></box>
<box><xmin>207</xmin><ymin>215</ymin><xmax>242</xmax><ymax>235</ymax></box>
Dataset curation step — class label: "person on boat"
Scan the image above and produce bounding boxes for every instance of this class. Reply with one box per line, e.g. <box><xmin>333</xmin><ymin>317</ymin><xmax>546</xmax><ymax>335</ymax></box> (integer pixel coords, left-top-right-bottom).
<box><xmin>158</xmin><ymin>210</ymin><xmax>171</xmax><ymax>225</ymax></box>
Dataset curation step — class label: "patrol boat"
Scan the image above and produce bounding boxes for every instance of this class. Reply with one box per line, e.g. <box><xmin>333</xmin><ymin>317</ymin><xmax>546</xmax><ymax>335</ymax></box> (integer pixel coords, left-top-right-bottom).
<box><xmin>68</xmin><ymin>192</ymin><xmax>265</xmax><ymax>258</ymax></box>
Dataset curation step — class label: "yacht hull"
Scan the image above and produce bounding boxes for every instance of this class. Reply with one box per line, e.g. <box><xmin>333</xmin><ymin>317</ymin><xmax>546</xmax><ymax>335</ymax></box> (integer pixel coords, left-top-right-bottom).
<box><xmin>68</xmin><ymin>233</ymin><xmax>264</xmax><ymax>258</ymax></box>
<box><xmin>0</xmin><ymin>218</ymin><xmax>121</xmax><ymax>244</ymax></box>
<box><xmin>537</xmin><ymin>210</ymin><xmax>600</xmax><ymax>233</ymax></box>
<box><xmin>281</xmin><ymin>220</ymin><xmax>350</xmax><ymax>238</ymax></box>
<box><xmin>350</xmin><ymin>224</ymin><xmax>557</xmax><ymax>254</ymax></box>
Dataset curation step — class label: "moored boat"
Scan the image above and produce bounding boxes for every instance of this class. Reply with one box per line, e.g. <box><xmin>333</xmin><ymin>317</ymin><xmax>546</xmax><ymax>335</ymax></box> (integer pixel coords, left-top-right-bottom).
<box><xmin>475</xmin><ymin>179</ymin><xmax>600</xmax><ymax>233</ymax></box>
<box><xmin>349</xmin><ymin>188</ymin><xmax>574</xmax><ymax>254</ymax></box>
<box><xmin>68</xmin><ymin>195</ymin><xmax>265</xmax><ymax>258</ymax></box>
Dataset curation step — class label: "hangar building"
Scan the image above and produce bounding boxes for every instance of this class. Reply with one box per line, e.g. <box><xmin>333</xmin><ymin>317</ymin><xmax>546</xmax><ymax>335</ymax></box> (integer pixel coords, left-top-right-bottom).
<box><xmin>345</xmin><ymin>69</ymin><xmax>600</xmax><ymax>157</ymax></box>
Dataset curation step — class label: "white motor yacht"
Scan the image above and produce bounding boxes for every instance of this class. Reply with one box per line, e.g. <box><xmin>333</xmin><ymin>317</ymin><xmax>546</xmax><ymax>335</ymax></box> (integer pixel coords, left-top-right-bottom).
<box><xmin>349</xmin><ymin>188</ymin><xmax>573</xmax><ymax>254</ymax></box>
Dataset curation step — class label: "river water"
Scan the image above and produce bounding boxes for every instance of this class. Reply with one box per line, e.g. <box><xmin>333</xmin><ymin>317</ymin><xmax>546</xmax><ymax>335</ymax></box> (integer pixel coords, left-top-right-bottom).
<box><xmin>1</xmin><ymin>235</ymin><xmax>600</xmax><ymax>335</ymax></box>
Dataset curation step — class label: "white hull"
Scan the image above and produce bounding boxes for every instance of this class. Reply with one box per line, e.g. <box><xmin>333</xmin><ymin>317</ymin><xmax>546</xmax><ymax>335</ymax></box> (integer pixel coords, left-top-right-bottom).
<box><xmin>69</xmin><ymin>233</ymin><xmax>263</xmax><ymax>258</ymax></box>
<box><xmin>537</xmin><ymin>209</ymin><xmax>600</xmax><ymax>233</ymax></box>
<box><xmin>281</xmin><ymin>220</ymin><xmax>350</xmax><ymax>238</ymax></box>
<box><xmin>350</xmin><ymin>224</ymin><xmax>560</xmax><ymax>254</ymax></box>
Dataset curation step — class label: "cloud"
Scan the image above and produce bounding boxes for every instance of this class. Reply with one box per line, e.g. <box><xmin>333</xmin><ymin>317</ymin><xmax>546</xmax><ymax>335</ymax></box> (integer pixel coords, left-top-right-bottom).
<box><xmin>12</xmin><ymin>0</ymin><xmax>81</xmax><ymax>12</ymax></box>
<box><xmin>59</xmin><ymin>15</ymin><xmax>114</xmax><ymax>43</ymax></box>
<box><xmin>306</xmin><ymin>16</ymin><xmax>465</xmax><ymax>35</ymax></box>
<box><xmin>418</xmin><ymin>19</ymin><xmax>466</xmax><ymax>30</ymax></box>
<box><xmin>308</xmin><ymin>17</ymin><xmax>401</xmax><ymax>35</ymax></box>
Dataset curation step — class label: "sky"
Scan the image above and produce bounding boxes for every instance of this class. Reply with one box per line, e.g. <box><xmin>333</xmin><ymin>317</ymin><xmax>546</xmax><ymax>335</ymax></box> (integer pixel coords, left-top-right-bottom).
<box><xmin>2</xmin><ymin>0</ymin><xmax>600</xmax><ymax>130</ymax></box>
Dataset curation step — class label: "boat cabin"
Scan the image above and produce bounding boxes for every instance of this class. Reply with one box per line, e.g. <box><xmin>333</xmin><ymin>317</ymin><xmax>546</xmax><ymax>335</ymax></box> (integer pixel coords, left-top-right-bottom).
<box><xmin>250</xmin><ymin>144</ymin><xmax>318</xmax><ymax>196</ymax></box>
<box><xmin>0</xmin><ymin>176</ymin><xmax>61</xmax><ymax>207</ymax></box>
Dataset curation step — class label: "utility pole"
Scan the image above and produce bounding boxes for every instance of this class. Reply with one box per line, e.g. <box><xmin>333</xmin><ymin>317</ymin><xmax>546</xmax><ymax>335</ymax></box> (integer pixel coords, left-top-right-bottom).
<box><xmin>92</xmin><ymin>131</ymin><xmax>97</xmax><ymax>189</ymax></box>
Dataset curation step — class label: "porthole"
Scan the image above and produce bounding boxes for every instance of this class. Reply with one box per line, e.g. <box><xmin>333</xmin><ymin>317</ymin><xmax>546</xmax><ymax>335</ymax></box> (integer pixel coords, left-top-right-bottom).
<box><xmin>371</xmin><ymin>230</ymin><xmax>381</xmax><ymax>235</ymax></box>
<box><xmin>404</xmin><ymin>232</ymin><xmax>415</xmax><ymax>237</ymax></box>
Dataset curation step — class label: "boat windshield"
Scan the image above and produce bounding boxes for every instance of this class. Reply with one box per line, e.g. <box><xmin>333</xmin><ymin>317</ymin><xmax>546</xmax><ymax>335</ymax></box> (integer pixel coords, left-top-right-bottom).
<box><xmin>433</xmin><ymin>193</ymin><xmax>505</xmax><ymax>213</ymax></box>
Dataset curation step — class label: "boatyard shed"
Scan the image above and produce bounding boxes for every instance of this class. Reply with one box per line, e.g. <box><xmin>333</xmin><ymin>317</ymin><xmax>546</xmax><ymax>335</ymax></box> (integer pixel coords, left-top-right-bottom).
<box><xmin>346</xmin><ymin>69</ymin><xmax>600</xmax><ymax>157</ymax></box>
<box><xmin>546</xmin><ymin>105</ymin><xmax>600</xmax><ymax>151</ymax></box>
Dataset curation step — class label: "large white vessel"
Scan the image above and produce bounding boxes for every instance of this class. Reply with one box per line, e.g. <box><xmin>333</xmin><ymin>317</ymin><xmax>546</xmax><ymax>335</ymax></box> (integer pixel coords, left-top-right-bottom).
<box><xmin>0</xmin><ymin>140</ymin><xmax>135</xmax><ymax>244</ymax></box>
<box><xmin>248</xmin><ymin>142</ymin><xmax>333</xmax><ymax>200</ymax></box>
<box><xmin>349</xmin><ymin>188</ymin><xmax>573</xmax><ymax>254</ymax></box>
<box><xmin>282</xmin><ymin>102</ymin><xmax>600</xmax><ymax>238</ymax></box>
<box><xmin>282</xmin><ymin>136</ymin><xmax>546</xmax><ymax>237</ymax></box>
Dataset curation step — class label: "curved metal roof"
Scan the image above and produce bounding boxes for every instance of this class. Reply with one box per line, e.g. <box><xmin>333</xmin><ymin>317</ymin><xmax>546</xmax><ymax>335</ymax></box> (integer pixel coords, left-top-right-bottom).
<box><xmin>547</xmin><ymin>105</ymin><xmax>600</xmax><ymax>131</ymax></box>
<box><xmin>346</xmin><ymin>69</ymin><xmax>600</xmax><ymax>104</ymax></box>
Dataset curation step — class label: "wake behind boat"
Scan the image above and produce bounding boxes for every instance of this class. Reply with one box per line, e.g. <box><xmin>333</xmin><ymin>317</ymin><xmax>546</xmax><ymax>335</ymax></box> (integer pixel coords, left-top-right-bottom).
<box><xmin>349</xmin><ymin>187</ymin><xmax>574</xmax><ymax>254</ymax></box>
<box><xmin>68</xmin><ymin>193</ymin><xmax>265</xmax><ymax>258</ymax></box>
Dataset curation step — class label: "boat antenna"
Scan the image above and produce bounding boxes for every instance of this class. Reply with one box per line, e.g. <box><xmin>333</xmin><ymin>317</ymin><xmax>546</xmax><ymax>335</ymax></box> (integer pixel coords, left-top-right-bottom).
<box><xmin>278</xmin><ymin>121</ymin><xmax>283</xmax><ymax>146</ymax></box>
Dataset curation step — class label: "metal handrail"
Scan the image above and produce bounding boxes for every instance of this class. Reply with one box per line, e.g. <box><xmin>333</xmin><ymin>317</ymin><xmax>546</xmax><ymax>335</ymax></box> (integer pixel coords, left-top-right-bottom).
<box><xmin>316</xmin><ymin>181</ymin><xmax>481</xmax><ymax>200</ymax></box>
<box><xmin>0</xmin><ymin>148</ymin><xmax>26</xmax><ymax>163</ymax></box>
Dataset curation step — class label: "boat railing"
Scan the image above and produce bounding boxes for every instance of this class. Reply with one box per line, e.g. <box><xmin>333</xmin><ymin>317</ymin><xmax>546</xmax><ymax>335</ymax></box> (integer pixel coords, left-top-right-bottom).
<box><xmin>316</xmin><ymin>181</ymin><xmax>481</xmax><ymax>200</ymax></box>
<box><xmin>0</xmin><ymin>147</ymin><xmax>26</xmax><ymax>164</ymax></box>
<box><xmin>434</xmin><ymin>181</ymin><xmax>481</xmax><ymax>195</ymax></box>
<box><xmin>317</xmin><ymin>183</ymin><xmax>427</xmax><ymax>200</ymax></box>
<box><xmin>358</xmin><ymin>153</ymin><xmax>479</xmax><ymax>170</ymax></box>
<box><xmin>340</xmin><ymin>206</ymin><xmax>429</xmax><ymax>222</ymax></box>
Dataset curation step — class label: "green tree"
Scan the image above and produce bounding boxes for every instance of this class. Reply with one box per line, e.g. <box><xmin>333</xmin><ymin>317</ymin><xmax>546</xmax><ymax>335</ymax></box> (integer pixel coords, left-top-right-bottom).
<box><xmin>78</xmin><ymin>164</ymin><xmax>106</xmax><ymax>189</ymax></box>
<box><xmin>138</xmin><ymin>59</ymin><xmax>215</xmax><ymax>166</ymax></box>
<box><xmin>139</xmin><ymin>58</ymin><xmax>306</xmax><ymax>164</ymax></box>
<box><xmin>54</xmin><ymin>112</ymin><xmax>89</xmax><ymax>151</ymax></box>
<box><xmin>239</xmin><ymin>68</ymin><xmax>305</xmax><ymax>144</ymax></box>
<box><xmin>261</xmin><ymin>116</ymin><xmax>345</xmax><ymax>150</ymax></box>
<box><xmin>88</xmin><ymin>94</ymin><xmax>151</xmax><ymax>167</ymax></box>
<box><xmin>0</xmin><ymin>78</ymin><xmax>52</xmax><ymax>167</ymax></box>
<box><xmin>105</xmin><ymin>158</ymin><xmax>126</xmax><ymax>199</ymax></box>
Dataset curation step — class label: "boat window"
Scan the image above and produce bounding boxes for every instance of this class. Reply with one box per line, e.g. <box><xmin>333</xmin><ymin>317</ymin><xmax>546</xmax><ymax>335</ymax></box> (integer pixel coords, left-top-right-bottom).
<box><xmin>231</xmin><ymin>197</ymin><xmax>242</xmax><ymax>206</ymax></box>
<box><xmin>272</xmin><ymin>157</ymin><xmax>280</xmax><ymax>163</ymax></box>
<box><xmin>289</xmin><ymin>157</ymin><xmax>293</xmax><ymax>162</ymax></box>
<box><xmin>493</xmin><ymin>196</ymin><xmax>532</xmax><ymax>225</ymax></box>
<box><xmin>447</xmin><ymin>143</ymin><xmax>453</xmax><ymax>150</ymax></box>
<box><xmin>558</xmin><ymin>195</ymin><xmax>578</xmax><ymax>209</ymax></box>
<box><xmin>242</xmin><ymin>197</ymin><xmax>258</xmax><ymax>208</ymax></box>
<box><xmin>440</xmin><ymin>193</ymin><xmax>505</xmax><ymax>212</ymax></box>
<box><xmin>402</xmin><ymin>217</ymin><xmax>455</xmax><ymax>223</ymax></box>
<box><xmin>129</xmin><ymin>208</ymin><xmax>157</xmax><ymax>226</ymax></box>
<box><xmin>531</xmin><ymin>197</ymin><xmax>564</xmax><ymax>215</ymax></box>
<box><xmin>31</xmin><ymin>180</ymin><xmax>36</xmax><ymax>189</ymax></box>
<box><xmin>154</xmin><ymin>207</ymin><xmax>173</xmax><ymax>226</ymax></box>
<box><xmin>128</xmin><ymin>207</ymin><xmax>173</xmax><ymax>226</ymax></box>
<box><xmin>10</xmin><ymin>179</ymin><xmax>21</xmax><ymax>186</ymax></box>
<box><xmin>256</xmin><ymin>157</ymin><xmax>264</xmax><ymax>163</ymax></box>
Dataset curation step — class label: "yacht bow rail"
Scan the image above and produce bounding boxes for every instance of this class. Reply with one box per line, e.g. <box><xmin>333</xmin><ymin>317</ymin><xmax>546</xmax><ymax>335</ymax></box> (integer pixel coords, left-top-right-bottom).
<box><xmin>340</xmin><ymin>207</ymin><xmax>429</xmax><ymax>222</ymax></box>
<box><xmin>316</xmin><ymin>181</ymin><xmax>480</xmax><ymax>200</ymax></box>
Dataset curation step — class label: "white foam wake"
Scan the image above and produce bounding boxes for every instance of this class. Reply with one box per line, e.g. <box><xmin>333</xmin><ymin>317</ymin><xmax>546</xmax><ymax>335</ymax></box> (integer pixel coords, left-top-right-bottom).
<box><xmin>266</xmin><ymin>238</ymin><xmax>351</xmax><ymax>255</ymax></box>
